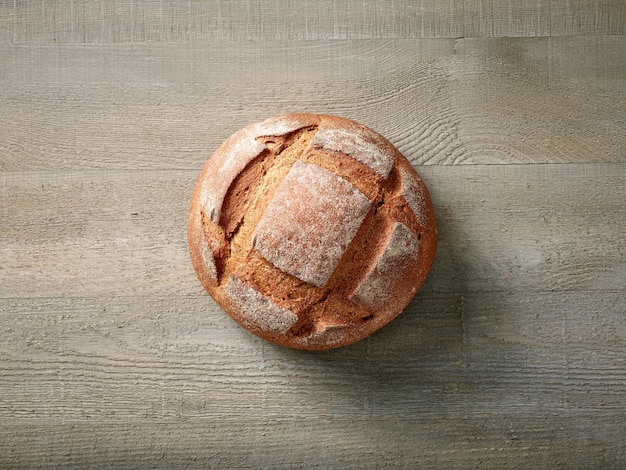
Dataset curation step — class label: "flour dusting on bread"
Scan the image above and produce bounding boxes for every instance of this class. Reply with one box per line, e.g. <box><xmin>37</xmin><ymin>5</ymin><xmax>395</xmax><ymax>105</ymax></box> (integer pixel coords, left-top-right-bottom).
<box><xmin>200</xmin><ymin>128</ymin><xmax>264</xmax><ymax>223</ymax></box>
<box><xmin>188</xmin><ymin>114</ymin><xmax>437</xmax><ymax>350</ymax></box>
<box><xmin>252</xmin><ymin>160</ymin><xmax>370</xmax><ymax>288</ymax></box>
<box><xmin>312</xmin><ymin>121</ymin><xmax>395</xmax><ymax>178</ymax></box>
<box><xmin>400</xmin><ymin>165</ymin><xmax>429</xmax><ymax>228</ymax></box>
<box><xmin>224</xmin><ymin>275</ymin><xmax>298</xmax><ymax>334</ymax></box>
<box><xmin>198</xmin><ymin>234</ymin><xmax>218</xmax><ymax>281</ymax></box>
<box><xmin>254</xmin><ymin>114</ymin><xmax>317</xmax><ymax>137</ymax></box>
<box><xmin>350</xmin><ymin>222</ymin><xmax>420</xmax><ymax>312</ymax></box>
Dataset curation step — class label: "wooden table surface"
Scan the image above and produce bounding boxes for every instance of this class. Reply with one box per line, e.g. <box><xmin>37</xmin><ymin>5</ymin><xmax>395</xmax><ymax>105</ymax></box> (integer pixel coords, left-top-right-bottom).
<box><xmin>1</xmin><ymin>1</ymin><xmax>625</xmax><ymax>468</ymax></box>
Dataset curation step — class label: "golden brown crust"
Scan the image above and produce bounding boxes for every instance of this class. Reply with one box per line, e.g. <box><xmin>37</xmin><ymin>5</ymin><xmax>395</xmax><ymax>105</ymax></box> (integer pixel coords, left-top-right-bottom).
<box><xmin>188</xmin><ymin>114</ymin><xmax>437</xmax><ymax>350</ymax></box>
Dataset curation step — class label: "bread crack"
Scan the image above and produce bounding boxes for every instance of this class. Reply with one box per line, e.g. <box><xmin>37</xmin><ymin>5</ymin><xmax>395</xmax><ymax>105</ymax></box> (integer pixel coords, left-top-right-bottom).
<box><xmin>189</xmin><ymin>114</ymin><xmax>437</xmax><ymax>350</ymax></box>
<box><xmin>287</xmin><ymin>292</ymin><xmax>375</xmax><ymax>339</ymax></box>
<box><xmin>216</xmin><ymin>126</ymin><xmax>319</xmax><ymax>288</ymax></box>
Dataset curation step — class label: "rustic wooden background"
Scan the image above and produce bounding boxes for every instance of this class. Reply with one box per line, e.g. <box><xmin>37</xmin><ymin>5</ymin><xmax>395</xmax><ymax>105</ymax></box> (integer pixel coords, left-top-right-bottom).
<box><xmin>1</xmin><ymin>1</ymin><xmax>625</xmax><ymax>468</ymax></box>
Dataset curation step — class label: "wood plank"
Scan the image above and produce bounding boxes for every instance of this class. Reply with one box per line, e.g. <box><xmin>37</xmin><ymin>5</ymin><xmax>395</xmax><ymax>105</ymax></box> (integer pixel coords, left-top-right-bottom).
<box><xmin>0</xmin><ymin>291</ymin><xmax>624</xmax><ymax>467</ymax></box>
<box><xmin>1</xmin><ymin>37</ymin><xmax>624</xmax><ymax>170</ymax></box>
<box><xmin>1</xmin><ymin>0</ymin><xmax>624</xmax><ymax>43</ymax></box>
<box><xmin>2</xmin><ymin>2</ymin><xmax>624</xmax><ymax>467</ymax></box>
<box><xmin>1</xmin><ymin>416</ymin><xmax>623</xmax><ymax>469</ymax></box>
<box><xmin>0</xmin><ymin>292</ymin><xmax>624</xmax><ymax>417</ymax></box>
<box><xmin>1</xmin><ymin>163</ymin><xmax>623</xmax><ymax>299</ymax></box>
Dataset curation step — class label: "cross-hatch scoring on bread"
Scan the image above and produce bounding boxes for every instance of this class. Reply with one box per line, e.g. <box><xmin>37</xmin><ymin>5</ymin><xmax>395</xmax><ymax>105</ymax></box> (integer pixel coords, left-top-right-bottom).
<box><xmin>188</xmin><ymin>114</ymin><xmax>437</xmax><ymax>350</ymax></box>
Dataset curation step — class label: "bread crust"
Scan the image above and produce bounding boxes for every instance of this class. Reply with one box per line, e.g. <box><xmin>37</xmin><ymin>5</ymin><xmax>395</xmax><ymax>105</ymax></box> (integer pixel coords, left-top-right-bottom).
<box><xmin>188</xmin><ymin>114</ymin><xmax>437</xmax><ymax>350</ymax></box>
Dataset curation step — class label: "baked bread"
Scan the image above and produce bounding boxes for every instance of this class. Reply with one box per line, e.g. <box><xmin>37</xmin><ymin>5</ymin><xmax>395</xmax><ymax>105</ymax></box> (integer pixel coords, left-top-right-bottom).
<box><xmin>188</xmin><ymin>114</ymin><xmax>436</xmax><ymax>350</ymax></box>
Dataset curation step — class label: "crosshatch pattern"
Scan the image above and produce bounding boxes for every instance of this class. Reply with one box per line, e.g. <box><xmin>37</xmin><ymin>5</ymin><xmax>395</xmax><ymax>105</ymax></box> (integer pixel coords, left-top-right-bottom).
<box><xmin>188</xmin><ymin>114</ymin><xmax>437</xmax><ymax>350</ymax></box>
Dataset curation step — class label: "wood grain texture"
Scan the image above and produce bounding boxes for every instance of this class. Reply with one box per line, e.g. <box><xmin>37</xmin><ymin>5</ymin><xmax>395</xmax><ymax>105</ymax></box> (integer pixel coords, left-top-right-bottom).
<box><xmin>1</xmin><ymin>164</ymin><xmax>623</xmax><ymax>299</ymax></box>
<box><xmin>0</xmin><ymin>292</ymin><xmax>625</xmax><ymax>467</ymax></box>
<box><xmin>1</xmin><ymin>291</ymin><xmax>625</xmax><ymax>418</ymax></box>
<box><xmin>1</xmin><ymin>163</ymin><xmax>624</xmax><ymax>466</ymax></box>
<box><xmin>1</xmin><ymin>0</ymin><xmax>625</xmax><ymax>467</ymax></box>
<box><xmin>1</xmin><ymin>0</ymin><xmax>625</xmax><ymax>43</ymax></box>
<box><xmin>1</xmin><ymin>416</ymin><xmax>625</xmax><ymax>468</ymax></box>
<box><xmin>1</xmin><ymin>37</ymin><xmax>625</xmax><ymax>170</ymax></box>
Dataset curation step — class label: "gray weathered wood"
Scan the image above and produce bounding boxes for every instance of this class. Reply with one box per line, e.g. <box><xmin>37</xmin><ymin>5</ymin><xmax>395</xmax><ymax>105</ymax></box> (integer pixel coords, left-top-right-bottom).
<box><xmin>1</xmin><ymin>164</ymin><xmax>623</xmax><ymax>298</ymax></box>
<box><xmin>1</xmin><ymin>0</ymin><xmax>625</xmax><ymax>467</ymax></box>
<box><xmin>2</xmin><ymin>415</ymin><xmax>623</xmax><ymax>469</ymax></box>
<box><xmin>1</xmin><ymin>162</ymin><xmax>624</xmax><ymax>466</ymax></box>
<box><xmin>1</xmin><ymin>0</ymin><xmax>625</xmax><ymax>43</ymax></box>
<box><xmin>1</xmin><ymin>292</ymin><xmax>624</xmax><ymax>467</ymax></box>
<box><xmin>1</xmin><ymin>291</ymin><xmax>624</xmax><ymax>417</ymax></box>
<box><xmin>1</xmin><ymin>37</ymin><xmax>625</xmax><ymax>170</ymax></box>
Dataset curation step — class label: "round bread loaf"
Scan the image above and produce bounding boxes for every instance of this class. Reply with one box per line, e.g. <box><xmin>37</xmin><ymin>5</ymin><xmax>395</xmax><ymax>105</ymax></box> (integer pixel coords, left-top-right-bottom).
<box><xmin>188</xmin><ymin>114</ymin><xmax>437</xmax><ymax>350</ymax></box>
